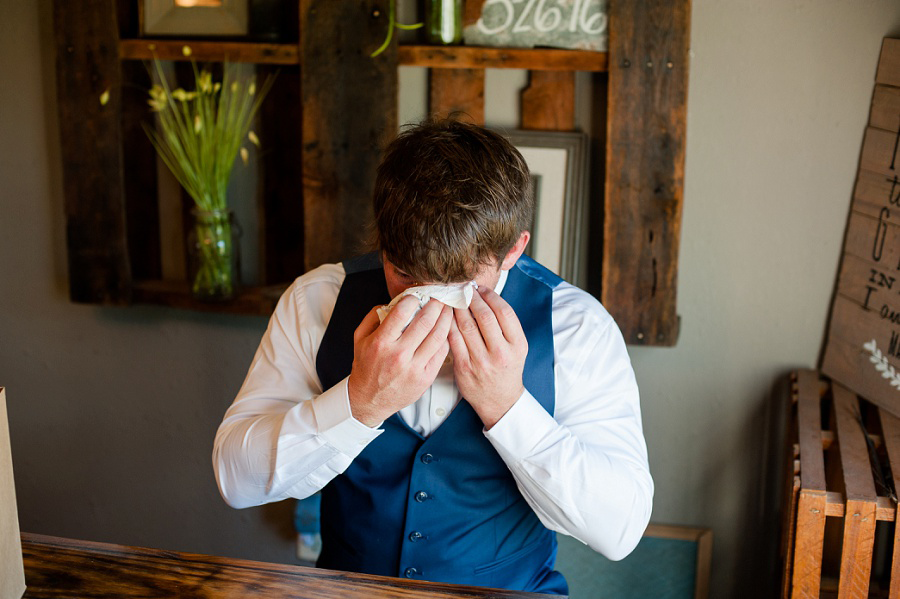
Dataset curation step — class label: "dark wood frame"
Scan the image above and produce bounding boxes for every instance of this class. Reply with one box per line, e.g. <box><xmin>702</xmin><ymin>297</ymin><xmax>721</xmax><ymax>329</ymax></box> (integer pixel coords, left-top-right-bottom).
<box><xmin>51</xmin><ymin>0</ymin><xmax>689</xmax><ymax>346</ymax></box>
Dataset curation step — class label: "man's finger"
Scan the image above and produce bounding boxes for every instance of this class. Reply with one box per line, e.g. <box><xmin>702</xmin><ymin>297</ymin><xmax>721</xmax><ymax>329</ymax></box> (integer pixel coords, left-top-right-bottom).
<box><xmin>414</xmin><ymin>304</ymin><xmax>452</xmax><ymax>361</ymax></box>
<box><xmin>477</xmin><ymin>286</ymin><xmax>526</xmax><ymax>346</ymax></box>
<box><xmin>377</xmin><ymin>295</ymin><xmax>422</xmax><ymax>340</ymax></box>
<box><xmin>468</xmin><ymin>289</ymin><xmax>505</xmax><ymax>352</ymax></box>
<box><xmin>447</xmin><ymin>316</ymin><xmax>470</xmax><ymax>368</ymax></box>
<box><xmin>400</xmin><ymin>298</ymin><xmax>447</xmax><ymax>348</ymax></box>
<box><xmin>452</xmin><ymin>305</ymin><xmax>487</xmax><ymax>362</ymax></box>
<box><xmin>353</xmin><ymin>306</ymin><xmax>383</xmax><ymax>344</ymax></box>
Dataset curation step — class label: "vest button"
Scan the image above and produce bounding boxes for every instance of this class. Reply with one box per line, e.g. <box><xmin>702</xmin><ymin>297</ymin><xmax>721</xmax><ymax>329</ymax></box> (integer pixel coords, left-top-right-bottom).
<box><xmin>414</xmin><ymin>490</ymin><xmax>429</xmax><ymax>502</ymax></box>
<box><xmin>420</xmin><ymin>453</ymin><xmax>434</xmax><ymax>464</ymax></box>
<box><xmin>405</xmin><ymin>567</ymin><xmax>419</xmax><ymax>578</ymax></box>
<box><xmin>409</xmin><ymin>531</ymin><xmax>423</xmax><ymax>542</ymax></box>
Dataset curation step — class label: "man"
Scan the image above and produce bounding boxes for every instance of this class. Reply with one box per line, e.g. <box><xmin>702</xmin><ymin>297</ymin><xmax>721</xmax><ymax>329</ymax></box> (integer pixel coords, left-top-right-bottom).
<box><xmin>213</xmin><ymin>120</ymin><xmax>652</xmax><ymax>595</ymax></box>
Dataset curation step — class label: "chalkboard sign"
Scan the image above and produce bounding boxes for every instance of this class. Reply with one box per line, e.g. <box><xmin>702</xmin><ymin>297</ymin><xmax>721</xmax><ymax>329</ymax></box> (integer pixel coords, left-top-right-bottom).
<box><xmin>822</xmin><ymin>39</ymin><xmax>900</xmax><ymax>415</ymax></box>
<box><xmin>463</xmin><ymin>0</ymin><xmax>607</xmax><ymax>52</ymax></box>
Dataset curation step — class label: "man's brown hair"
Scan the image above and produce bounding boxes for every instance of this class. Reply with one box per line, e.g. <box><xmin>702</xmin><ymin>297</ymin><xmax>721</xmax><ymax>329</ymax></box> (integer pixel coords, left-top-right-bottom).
<box><xmin>373</xmin><ymin>119</ymin><xmax>533</xmax><ymax>283</ymax></box>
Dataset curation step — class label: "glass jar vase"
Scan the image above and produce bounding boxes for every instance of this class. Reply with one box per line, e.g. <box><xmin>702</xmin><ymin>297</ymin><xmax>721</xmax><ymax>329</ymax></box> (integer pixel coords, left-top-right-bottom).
<box><xmin>425</xmin><ymin>0</ymin><xmax>463</xmax><ymax>45</ymax></box>
<box><xmin>187</xmin><ymin>209</ymin><xmax>241</xmax><ymax>302</ymax></box>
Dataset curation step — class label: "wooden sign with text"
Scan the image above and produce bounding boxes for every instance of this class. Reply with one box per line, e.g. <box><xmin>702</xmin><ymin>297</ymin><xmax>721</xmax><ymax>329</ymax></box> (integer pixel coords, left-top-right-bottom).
<box><xmin>823</xmin><ymin>39</ymin><xmax>900</xmax><ymax>414</ymax></box>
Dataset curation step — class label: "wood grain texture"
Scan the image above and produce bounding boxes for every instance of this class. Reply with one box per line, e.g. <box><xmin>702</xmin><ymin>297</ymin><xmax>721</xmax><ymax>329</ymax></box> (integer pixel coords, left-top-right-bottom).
<box><xmin>52</xmin><ymin>0</ymin><xmax>132</xmax><ymax>305</ymax></box>
<box><xmin>399</xmin><ymin>45</ymin><xmax>608</xmax><ymax>72</ymax></box>
<box><xmin>119</xmin><ymin>40</ymin><xmax>300</xmax><ymax>64</ymax></box>
<box><xmin>878</xmin><ymin>407</ymin><xmax>900</xmax><ymax>598</ymax></box>
<box><xmin>796</xmin><ymin>370</ymin><xmax>827</xmax><ymax>492</ymax></box>
<box><xmin>870</xmin><ymin>85</ymin><xmax>900</xmax><ymax>132</ymax></box>
<box><xmin>877</xmin><ymin>38</ymin><xmax>900</xmax><ymax>87</ymax></box>
<box><xmin>429</xmin><ymin>69</ymin><xmax>485</xmax><ymax>124</ymax></box>
<box><xmin>21</xmin><ymin>534</ymin><xmax>561</xmax><ymax>598</ymax></box>
<box><xmin>300</xmin><ymin>0</ymin><xmax>397</xmax><ymax>271</ymax></box>
<box><xmin>131</xmin><ymin>280</ymin><xmax>285</xmax><ymax>316</ymax></box>
<box><xmin>521</xmin><ymin>71</ymin><xmax>575</xmax><ymax>131</ymax></box>
<box><xmin>832</xmin><ymin>384</ymin><xmax>876</xmax><ymax>598</ymax></box>
<box><xmin>602</xmin><ymin>0</ymin><xmax>691</xmax><ymax>346</ymax></box>
<box><xmin>790</xmin><ymin>371</ymin><xmax>828</xmax><ymax>597</ymax></box>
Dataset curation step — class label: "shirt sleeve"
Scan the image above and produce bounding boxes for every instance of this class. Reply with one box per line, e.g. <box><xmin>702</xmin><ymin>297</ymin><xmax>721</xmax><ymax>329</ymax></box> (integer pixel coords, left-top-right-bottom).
<box><xmin>483</xmin><ymin>283</ymin><xmax>653</xmax><ymax>561</ymax></box>
<box><xmin>212</xmin><ymin>264</ymin><xmax>383</xmax><ymax>509</ymax></box>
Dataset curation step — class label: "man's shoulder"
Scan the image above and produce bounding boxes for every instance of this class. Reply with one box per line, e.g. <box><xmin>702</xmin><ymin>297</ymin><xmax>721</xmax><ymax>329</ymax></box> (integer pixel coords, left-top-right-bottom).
<box><xmin>284</xmin><ymin>263</ymin><xmax>347</xmax><ymax>305</ymax></box>
<box><xmin>551</xmin><ymin>280</ymin><xmax>617</xmax><ymax>332</ymax></box>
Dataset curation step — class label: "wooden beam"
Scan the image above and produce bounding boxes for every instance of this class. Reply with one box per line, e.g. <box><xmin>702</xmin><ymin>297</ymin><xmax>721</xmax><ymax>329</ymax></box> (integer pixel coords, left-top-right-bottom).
<box><xmin>429</xmin><ymin>69</ymin><xmax>485</xmax><ymax>125</ymax></box>
<box><xmin>300</xmin><ymin>1</ymin><xmax>397</xmax><ymax>271</ymax></box>
<box><xmin>832</xmin><ymin>383</ymin><xmax>876</xmax><ymax>598</ymax></box>
<box><xmin>521</xmin><ymin>71</ymin><xmax>575</xmax><ymax>131</ymax></box>
<box><xmin>119</xmin><ymin>40</ymin><xmax>300</xmax><ymax>65</ymax></box>
<box><xmin>52</xmin><ymin>0</ymin><xmax>132</xmax><ymax>304</ymax></box>
<box><xmin>602</xmin><ymin>0</ymin><xmax>691</xmax><ymax>345</ymax></box>
<box><xmin>399</xmin><ymin>45</ymin><xmax>608</xmax><ymax>72</ymax></box>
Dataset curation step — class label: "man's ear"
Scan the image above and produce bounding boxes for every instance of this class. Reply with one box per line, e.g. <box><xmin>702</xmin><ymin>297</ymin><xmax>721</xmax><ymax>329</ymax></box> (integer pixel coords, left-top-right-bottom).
<box><xmin>500</xmin><ymin>231</ymin><xmax>531</xmax><ymax>270</ymax></box>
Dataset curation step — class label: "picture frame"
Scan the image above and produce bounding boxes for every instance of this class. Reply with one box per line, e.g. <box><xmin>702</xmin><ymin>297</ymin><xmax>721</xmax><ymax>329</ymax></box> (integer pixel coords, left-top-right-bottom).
<box><xmin>499</xmin><ymin>129</ymin><xmax>590</xmax><ymax>288</ymax></box>
<box><xmin>141</xmin><ymin>0</ymin><xmax>249</xmax><ymax>37</ymax></box>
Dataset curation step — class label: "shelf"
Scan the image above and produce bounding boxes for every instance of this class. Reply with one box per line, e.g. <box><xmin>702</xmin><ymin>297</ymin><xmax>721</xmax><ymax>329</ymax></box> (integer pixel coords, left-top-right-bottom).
<box><xmin>119</xmin><ymin>39</ymin><xmax>300</xmax><ymax>65</ymax></box>
<box><xmin>131</xmin><ymin>280</ymin><xmax>287</xmax><ymax>316</ymax></box>
<box><xmin>398</xmin><ymin>45</ymin><xmax>608</xmax><ymax>72</ymax></box>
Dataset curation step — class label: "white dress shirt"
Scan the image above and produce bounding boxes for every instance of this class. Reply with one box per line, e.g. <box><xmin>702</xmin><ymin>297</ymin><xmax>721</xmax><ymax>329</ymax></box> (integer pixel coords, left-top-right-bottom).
<box><xmin>213</xmin><ymin>262</ymin><xmax>653</xmax><ymax>561</ymax></box>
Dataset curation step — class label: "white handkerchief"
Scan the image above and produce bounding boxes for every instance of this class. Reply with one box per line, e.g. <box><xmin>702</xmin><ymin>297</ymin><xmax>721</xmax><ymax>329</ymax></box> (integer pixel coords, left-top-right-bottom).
<box><xmin>377</xmin><ymin>281</ymin><xmax>478</xmax><ymax>327</ymax></box>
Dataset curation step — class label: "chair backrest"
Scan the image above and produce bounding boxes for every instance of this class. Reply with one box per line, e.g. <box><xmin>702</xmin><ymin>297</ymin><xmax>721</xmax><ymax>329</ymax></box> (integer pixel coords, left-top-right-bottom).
<box><xmin>555</xmin><ymin>523</ymin><xmax>712</xmax><ymax>599</ymax></box>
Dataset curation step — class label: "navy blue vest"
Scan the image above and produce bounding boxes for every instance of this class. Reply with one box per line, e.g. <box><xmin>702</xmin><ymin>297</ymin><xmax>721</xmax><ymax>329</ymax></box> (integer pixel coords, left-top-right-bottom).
<box><xmin>315</xmin><ymin>254</ymin><xmax>567</xmax><ymax>595</ymax></box>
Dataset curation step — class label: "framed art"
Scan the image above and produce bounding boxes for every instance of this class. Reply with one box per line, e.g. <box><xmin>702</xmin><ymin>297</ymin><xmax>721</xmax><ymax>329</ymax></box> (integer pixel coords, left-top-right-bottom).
<box><xmin>141</xmin><ymin>0</ymin><xmax>249</xmax><ymax>37</ymax></box>
<box><xmin>500</xmin><ymin>129</ymin><xmax>590</xmax><ymax>288</ymax></box>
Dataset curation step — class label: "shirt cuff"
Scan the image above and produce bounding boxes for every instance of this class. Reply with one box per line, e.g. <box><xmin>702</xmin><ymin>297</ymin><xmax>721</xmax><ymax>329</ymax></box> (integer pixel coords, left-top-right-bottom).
<box><xmin>484</xmin><ymin>389</ymin><xmax>559</xmax><ymax>462</ymax></box>
<box><xmin>311</xmin><ymin>377</ymin><xmax>383</xmax><ymax>457</ymax></box>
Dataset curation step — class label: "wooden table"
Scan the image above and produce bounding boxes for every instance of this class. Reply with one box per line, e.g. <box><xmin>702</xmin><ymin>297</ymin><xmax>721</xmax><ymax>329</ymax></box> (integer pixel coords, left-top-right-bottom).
<box><xmin>21</xmin><ymin>533</ymin><xmax>562</xmax><ymax>598</ymax></box>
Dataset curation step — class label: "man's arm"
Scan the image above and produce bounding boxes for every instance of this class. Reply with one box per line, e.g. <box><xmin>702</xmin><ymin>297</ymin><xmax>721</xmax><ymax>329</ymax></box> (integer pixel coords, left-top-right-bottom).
<box><xmin>450</xmin><ymin>285</ymin><xmax>653</xmax><ymax>561</ymax></box>
<box><xmin>213</xmin><ymin>266</ymin><xmax>453</xmax><ymax>509</ymax></box>
<box><xmin>213</xmin><ymin>265</ymin><xmax>383</xmax><ymax>508</ymax></box>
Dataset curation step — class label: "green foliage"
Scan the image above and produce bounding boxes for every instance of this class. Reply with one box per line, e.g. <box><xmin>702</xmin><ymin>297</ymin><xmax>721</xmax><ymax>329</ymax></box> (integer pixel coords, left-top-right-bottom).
<box><xmin>144</xmin><ymin>53</ymin><xmax>275</xmax><ymax>212</ymax></box>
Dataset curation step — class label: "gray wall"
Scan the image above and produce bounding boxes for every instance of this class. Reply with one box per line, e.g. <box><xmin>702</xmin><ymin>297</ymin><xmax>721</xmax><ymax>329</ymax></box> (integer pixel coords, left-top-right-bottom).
<box><xmin>3</xmin><ymin>1</ymin><xmax>900</xmax><ymax>596</ymax></box>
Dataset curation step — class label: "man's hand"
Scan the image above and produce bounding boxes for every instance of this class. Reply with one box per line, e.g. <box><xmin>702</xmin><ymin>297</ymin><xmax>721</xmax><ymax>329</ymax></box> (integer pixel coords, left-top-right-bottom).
<box><xmin>347</xmin><ymin>296</ymin><xmax>452</xmax><ymax>427</ymax></box>
<box><xmin>449</xmin><ymin>286</ymin><xmax>527</xmax><ymax>429</ymax></box>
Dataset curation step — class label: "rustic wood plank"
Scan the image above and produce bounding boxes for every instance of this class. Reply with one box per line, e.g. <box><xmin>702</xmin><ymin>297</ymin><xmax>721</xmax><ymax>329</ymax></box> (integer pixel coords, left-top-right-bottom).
<box><xmin>131</xmin><ymin>281</ymin><xmax>285</xmax><ymax>316</ymax></box>
<box><xmin>300</xmin><ymin>1</ymin><xmax>397</xmax><ymax>271</ymax></box>
<box><xmin>521</xmin><ymin>71</ymin><xmax>575</xmax><ymax>131</ymax></box>
<box><xmin>21</xmin><ymin>534</ymin><xmax>553</xmax><ymax>598</ymax></box>
<box><xmin>851</xmin><ymin>168</ymin><xmax>898</xmax><ymax>220</ymax></box>
<box><xmin>602</xmin><ymin>0</ymin><xmax>691</xmax><ymax>345</ymax></box>
<box><xmin>119</xmin><ymin>39</ymin><xmax>300</xmax><ymax>64</ymax></box>
<box><xmin>797</xmin><ymin>370</ymin><xmax>827</xmax><ymax>492</ymax></box>
<box><xmin>258</xmin><ymin>66</ymin><xmax>305</xmax><ymax>284</ymax></box>
<box><xmin>878</xmin><ymin>407</ymin><xmax>900</xmax><ymax>598</ymax></box>
<box><xmin>860</xmin><ymin>126</ymin><xmax>900</xmax><ymax>177</ymax></box>
<box><xmin>877</xmin><ymin>38</ymin><xmax>900</xmax><ymax>88</ymax></box>
<box><xmin>823</xmin><ymin>294</ymin><xmax>900</xmax><ymax>414</ymax></box>
<box><xmin>871</xmin><ymin>85</ymin><xmax>900</xmax><ymax>133</ymax></box>
<box><xmin>53</xmin><ymin>0</ymin><xmax>132</xmax><ymax>305</ymax></box>
<box><xmin>832</xmin><ymin>383</ymin><xmax>877</xmax><ymax>598</ymax></box>
<box><xmin>823</xmin><ymin>492</ymin><xmax>895</xmax><ymax>521</ymax></box>
<box><xmin>792</xmin><ymin>489</ymin><xmax>827</xmax><ymax>598</ymax></box>
<box><xmin>429</xmin><ymin>69</ymin><xmax>485</xmax><ymax>124</ymax></box>
<box><xmin>399</xmin><ymin>45</ymin><xmax>608</xmax><ymax>72</ymax></box>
